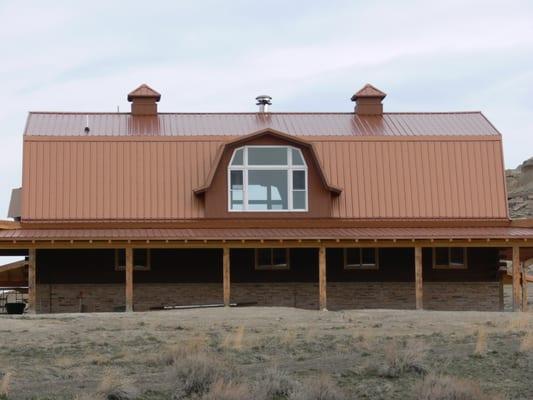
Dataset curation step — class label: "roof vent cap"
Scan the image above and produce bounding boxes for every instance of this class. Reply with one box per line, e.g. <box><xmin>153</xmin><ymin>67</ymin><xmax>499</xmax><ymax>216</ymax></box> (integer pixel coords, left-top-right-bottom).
<box><xmin>351</xmin><ymin>84</ymin><xmax>386</xmax><ymax>116</ymax></box>
<box><xmin>128</xmin><ymin>84</ymin><xmax>161</xmax><ymax>116</ymax></box>
<box><xmin>256</xmin><ymin>95</ymin><xmax>272</xmax><ymax>113</ymax></box>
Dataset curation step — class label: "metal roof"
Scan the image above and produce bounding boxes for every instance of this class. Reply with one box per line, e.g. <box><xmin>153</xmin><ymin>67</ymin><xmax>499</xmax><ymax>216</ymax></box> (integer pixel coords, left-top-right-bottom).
<box><xmin>21</xmin><ymin>136</ymin><xmax>508</xmax><ymax>221</ymax></box>
<box><xmin>0</xmin><ymin>227</ymin><xmax>531</xmax><ymax>240</ymax></box>
<box><xmin>24</xmin><ymin>112</ymin><xmax>500</xmax><ymax>137</ymax></box>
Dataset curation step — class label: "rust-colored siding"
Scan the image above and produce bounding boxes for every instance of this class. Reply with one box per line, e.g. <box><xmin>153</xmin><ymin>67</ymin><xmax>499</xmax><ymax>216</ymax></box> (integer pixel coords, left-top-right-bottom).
<box><xmin>21</xmin><ymin>135</ymin><xmax>507</xmax><ymax>221</ymax></box>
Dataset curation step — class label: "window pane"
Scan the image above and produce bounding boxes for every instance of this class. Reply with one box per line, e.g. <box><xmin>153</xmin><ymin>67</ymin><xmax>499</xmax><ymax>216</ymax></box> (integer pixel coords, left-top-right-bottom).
<box><xmin>272</xmin><ymin>248</ymin><xmax>288</xmax><ymax>266</ymax></box>
<box><xmin>231</xmin><ymin>148</ymin><xmax>244</xmax><ymax>165</ymax></box>
<box><xmin>230</xmin><ymin>170</ymin><xmax>243</xmax><ymax>190</ymax></box>
<box><xmin>346</xmin><ymin>248</ymin><xmax>360</xmax><ymax>266</ymax></box>
<box><xmin>292</xmin><ymin>148</ymin><xmax>304</xmax><ymax>165</ymax></box>
<box><xmin>230</xmin><ymin>190</ymin><xmax>243</xmax><ymax>210</ymax></box>
<box><xmin>361</xmin><ymin>248</ymin><xmax>376</xmax><ymax>265</ymax></box>
<box><xmin>257</xmin><ymin>249</ymin><xmax>271</xmax><ymax>266</ymax></box>
<box><xmin>248</xmin><ymin>170</ymin><xmax>288</xmax><ymax>210</ymax></box>
<box><xmin>293</xmin><ymin>191</ymin><xmax>306</xmax><ymax>210</ymax></box>
<box><xmin>248</xmin><ymin>147</ymin><xmax>288</xmax><ymax>165</ymax></box>
<box><xmin>293</xmin><ymin>170</ymin><xmax>305</xmax><ymax>190</ymax></box>
<box><xmin>450</xmin><ymin>248</ymin><xmax>465</xmax><ymax>265</ymax></box>
<box><xmin>435</xmin><ymin>248</ymin><xmax>449</xmax><ymax>265</ymax></box>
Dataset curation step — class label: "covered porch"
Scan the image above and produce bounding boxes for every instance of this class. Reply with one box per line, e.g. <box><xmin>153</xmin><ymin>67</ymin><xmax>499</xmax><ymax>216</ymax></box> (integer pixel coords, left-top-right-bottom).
<box><xmin>1</xmin><ymin>225</ymin><xmax>532</xmax><ymax>313</ymax></box>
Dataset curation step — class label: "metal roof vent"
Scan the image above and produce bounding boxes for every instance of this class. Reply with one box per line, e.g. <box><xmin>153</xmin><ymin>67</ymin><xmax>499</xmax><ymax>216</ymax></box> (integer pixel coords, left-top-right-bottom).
<box><xmin>255</xmin><ymin>95</ymin><xmax>272</xmax><ymax>113</ymax></box>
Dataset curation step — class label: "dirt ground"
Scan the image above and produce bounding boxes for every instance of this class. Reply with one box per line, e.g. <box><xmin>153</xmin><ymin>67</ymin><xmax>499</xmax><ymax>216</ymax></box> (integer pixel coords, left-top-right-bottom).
<box><xmin>0</xmin><ymin>307</ymin><xmax>532</xmax><ymax>399</ymax></box>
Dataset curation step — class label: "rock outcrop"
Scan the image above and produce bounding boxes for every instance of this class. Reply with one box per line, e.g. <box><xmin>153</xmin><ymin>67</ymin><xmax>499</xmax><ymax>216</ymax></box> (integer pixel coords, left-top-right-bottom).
<box><xmin>506</xmin><ymin>157</ymin><xmax>533</xmax><ymax>218</ymax></box>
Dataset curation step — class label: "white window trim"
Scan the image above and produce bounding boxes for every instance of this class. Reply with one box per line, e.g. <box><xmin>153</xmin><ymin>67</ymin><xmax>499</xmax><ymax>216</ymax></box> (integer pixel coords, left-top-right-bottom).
<box><xmin>343</xmin><ymin>248</ymin><xmax>379</xmax><ymax>270</ymax></box>
<box><xmin>255</xmin><ymin>248</ymin><xmax>290</xmax><ymax>270</ymax></box>
<box><xmin>228</xmin><ymin>145</ymin><xmax>308</xmax><ymax>212</ymax></box>
<box><xmin>432</xmin><ymin>248</ymin><xmax>467</xmax><ymax>270</ymax></box>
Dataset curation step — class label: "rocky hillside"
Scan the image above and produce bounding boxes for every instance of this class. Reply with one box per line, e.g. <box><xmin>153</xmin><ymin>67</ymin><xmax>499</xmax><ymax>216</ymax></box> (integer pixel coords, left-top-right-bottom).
<box><xmin>506</xmin><ymin>157</ymin><xmax>533</xmax><ymax>218</ymax></box>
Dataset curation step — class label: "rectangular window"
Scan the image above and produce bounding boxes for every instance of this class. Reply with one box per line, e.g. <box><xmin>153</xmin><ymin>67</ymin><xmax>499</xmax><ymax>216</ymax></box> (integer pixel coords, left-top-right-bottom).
<box><xmin>292</xmin><ymin>170</ymin><xmax>306</xmax><ymax>210</ymax></box>
<box><xmin>344</xmin><ymin>248</ymin><xmax>378</xmax><ymax>270</ymax></box>
<box><xmin>255</xmin><ymin>248</ymin><xmax>290</xmax><ymax>270</ymax></box>
<box><xmin>230</xmin><ymin>170</ymin><xmax>244</xmax><ymax>210</ymax></box>
<box><xmin>115</xmin><ymin>249</ymin><xmax>151</xmax><ymax>271</ymax></box>
<box><xmin>248</xmin><ymin>170</ymin><xmax>288</xmax><ymax>210</ymax></box>
<box><xmin>433</xmin><ymin>248</ymin><xmax>467</xmax><ymax>269</ymax></box>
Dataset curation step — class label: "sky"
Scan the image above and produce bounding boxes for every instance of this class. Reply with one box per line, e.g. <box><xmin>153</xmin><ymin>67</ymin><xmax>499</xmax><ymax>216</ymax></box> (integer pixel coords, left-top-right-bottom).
<box><xmin>1</xmin><ymin>0</ymin><xmax>533</xmax><ymax>219</ymax></box>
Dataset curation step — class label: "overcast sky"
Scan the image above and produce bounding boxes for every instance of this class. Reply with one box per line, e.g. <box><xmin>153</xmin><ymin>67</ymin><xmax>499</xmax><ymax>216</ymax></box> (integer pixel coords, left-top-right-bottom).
<box><xmin>1</xmin><ymin>0</ymin><xmax>532</xmax><ymax>219</ymax></box>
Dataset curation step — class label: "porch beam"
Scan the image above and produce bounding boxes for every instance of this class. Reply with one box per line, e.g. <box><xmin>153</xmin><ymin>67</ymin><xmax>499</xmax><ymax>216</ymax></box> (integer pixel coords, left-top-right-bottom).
<box><xmin>223</xmin><ymin>247</ymin><xmax>230</xmax><ymax>307</ymax></box>
<box><xmin>27</xmin><ymin>248</ymin><xmax>36</xmax><ymax>314</ymax></box>
<box><xmin>125</xmin><ymin>247</ymin><xmax>133</xmax><ymax>312</ymax></box>
<box><xmin>415</xmin><ymin>246</ymin><xmax>423</xmax><ymax>310</ymax></box>
<box><xmin>512</xmin><ymin>246</ymin><xmax>522</xmax><ymax>312</ymax></box>
<box><xmin>319</xmin><ymin>246</ymin><xmax>327</xmax><ymax>311</ymax></box>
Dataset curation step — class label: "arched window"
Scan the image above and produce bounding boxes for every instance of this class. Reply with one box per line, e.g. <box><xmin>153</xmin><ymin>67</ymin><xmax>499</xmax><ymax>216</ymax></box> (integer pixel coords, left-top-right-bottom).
<box><xmin>228</xmin><ymin>146</ymin><xmax>308</xmax><ymax>211</ymax></box>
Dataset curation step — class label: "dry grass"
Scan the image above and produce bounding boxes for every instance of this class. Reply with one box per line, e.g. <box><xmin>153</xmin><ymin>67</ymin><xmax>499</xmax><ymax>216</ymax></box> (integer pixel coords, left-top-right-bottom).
<box><xmin>415</xmin><ymin>373</ymin><xmax>503</xmax><ymax>400</ymax></box>
<box><xmin>473</xmin><ymin>328</ymin><xmax>488</xmax><ymax>356</ymax></box>
<box><xmin>519</xmin><ymin>331</ymin><xmax>533</xmax><ymax>352</ymax></box>
<box><xmin>289</xmin><ymin>374</ymin><xmax>345</xmax><ymax>400</ymax></box>
<box><xmin>0</xmin><ymin>371</ymin><xmax>11</xmax><ymax>399</ymax></box>
<box><xmin>380</xmin><ymin>339</ymin><xmax>428</xmax><ymax>377</ymax></box>
<box><xmin>95</xmin><ymin>368</ymin><xmax>139</xmax><ymax>400</ymax></box>
<box><xmin>507</xmin><ymin>314</ymin><xmax>529</xmax><ymax>332</ymax></box>
<box><xmin>222</xmin><ymin>325</ymin><xmax>245</xmax><ymax>351</ymax></box>
<box><xmin>201</xmin><ymin>379</ymin><xmax>252</xmax><ymax>400</ymax></box>
<box><xmin>254</xmin><ymin>367</ymin><xmax>296</xmax><ymax>399</ymax></box>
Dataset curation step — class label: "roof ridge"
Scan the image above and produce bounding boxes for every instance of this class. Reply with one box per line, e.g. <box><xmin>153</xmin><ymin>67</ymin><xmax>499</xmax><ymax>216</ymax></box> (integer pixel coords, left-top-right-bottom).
<box><xmin>27</xmin><ymin>111</ymin><xmax>484</xmax><ymax>116</ymax></box>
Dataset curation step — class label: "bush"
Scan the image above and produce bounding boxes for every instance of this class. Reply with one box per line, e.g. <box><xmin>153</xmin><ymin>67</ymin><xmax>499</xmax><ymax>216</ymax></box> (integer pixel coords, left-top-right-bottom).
<box><xmin>415</xmin><ymin>374</ymin><xmax>502</xmax><ymax>400</ymax></box>
<box><xmin>253</xmin><ymin>367</ymin><xmax>295</xmax><ymax>399</ymax></box>
<box><xmin>381</xmin><ymin>340</ymin><xmax>427</xmax><ymax>377</ymax></box>
<box><xmin>96</xmin><ymin>369</ymin><xmax>139</xmax><ymax>400</ymax></box>
<box><xmin>289</xmin><ymin>374</ymin><xmax>345</xmax><ymax>400</ymax></box>
<box><xmin>170</xmin><ymin>352</ymin><xmax>228</xmax><ymax>400</ymax></box>
<box><xmin>201</xmin><ymin>379</ymin><xmax>252</xmax><ymax>400</ymax></box>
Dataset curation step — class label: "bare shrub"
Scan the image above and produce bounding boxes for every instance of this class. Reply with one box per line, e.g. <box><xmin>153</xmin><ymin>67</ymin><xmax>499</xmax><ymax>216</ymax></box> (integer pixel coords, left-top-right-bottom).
<box><xmin>96</xmin><ymin>369</ymin><xmax>139</xmax><ymax>400</ymax></box>
<box><xmin>0</xmin><ymin>371</ymin><xmax>11</xmax><ymax>398</ymax></box>
<box><xmin>381</xmin><ymin>339</ymin><xmax>427</xmax><ymax>377</ymax></box>
<box><xmin>415</xmin><ymin>373</ymin><xmax>503</xmax><ymax>400</ymax></box>
<box><xmin>169</xmin><ymin>352</ymin><xmax>228</xmax><ymax>400</ymax></box>
<box><xmin>253</xmin><ymin>367</ymin><xmax>296</xmax><ymax>399</ymax></box>
<box><xmin>473</xmin><ymin>328</ymin><xmax>487</xmax><ymax>356</ymax></box>
<box><xmin>201</xmin><ymin>379</ymin><xmax>252</xmax><ymax>400</ymax></box>
<box><xmin>289</xmin><ymin>374</ymin><xmax>345</xmax><ymax>400</ymax></box>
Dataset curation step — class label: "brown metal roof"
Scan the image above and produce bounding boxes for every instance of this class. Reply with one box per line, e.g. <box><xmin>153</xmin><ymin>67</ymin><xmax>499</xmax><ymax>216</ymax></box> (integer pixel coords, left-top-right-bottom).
<box><xmin>21</xmin><ymin>135</ymin><xmax>508</xmax><ymax>221</ymax></box>
<box><xmin>24</xmin><ymin>112</ymin><xmax>500</xmax><ymax>137</ymax></box>
<box><xmin>0</xmin><ymin>226</ymin><xmax>531</xmax><ymax>240</ymax></box>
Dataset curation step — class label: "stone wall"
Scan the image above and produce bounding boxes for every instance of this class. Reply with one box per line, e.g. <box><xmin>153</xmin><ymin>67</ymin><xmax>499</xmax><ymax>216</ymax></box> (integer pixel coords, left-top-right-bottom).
<box><xmin>36</xmin><ymin>281</ymin><xmax>500</xmax><ymax>313</ymax></box>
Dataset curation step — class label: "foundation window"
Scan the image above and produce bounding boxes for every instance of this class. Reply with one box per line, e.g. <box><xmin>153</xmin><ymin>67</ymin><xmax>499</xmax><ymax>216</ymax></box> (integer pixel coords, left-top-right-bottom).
<box><xmin>255</xmin><ymin>248</ymin><xmax>290</xmax><ymax>270</ymax></box>
<box><xmin>115</xmin><ymin>249</ymin><xmax>151</xmax><ymax>271</ymax></box>
<box><xmin>344</xmin><ymin>248</ymin><xmax>378</xmax><ymax>270</ymax></box>
<box><xmin>432</xmin><ymin>248</ymin><xmax>467</xmax><ymax>269</ymax></box>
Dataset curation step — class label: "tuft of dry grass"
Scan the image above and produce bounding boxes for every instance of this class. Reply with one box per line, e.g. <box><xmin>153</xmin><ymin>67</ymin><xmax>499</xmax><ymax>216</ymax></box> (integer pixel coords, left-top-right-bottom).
<box><xmin>519</xmin><ymin>331</ymin><xmax>533</xmax><ymax>352</ymax></box>
<box><xmin>54</xmin><ymin>356</ymin><xmax>77</xmax><ymax>368</ymax></box>
<box><xmin>222</xmin><ymin>326</ymin><xmax>245</xmax><ymax>351</ymax></box>
<box><xmin>415</xmin><ymin>373</ymin><xmax>503</xmax><ymax>400</ymax></box>
<box><xmin>473</xmin><ymin>328</ymin><xmax>487</xmax><ymax>357</ymax></box>
<box><xmin>96</xmin><ymin>368</ymin><xmax>139</xmax><ymax>400</ymax></box>
<box><xmin>0</xmin><ymin>371</ymin><xmax>11</xmax><ymax>398</ymax></box>
<box><xmin>254</xmin><ymin>367</ymin><xmax>296</xmax><ymax>399</ymax></box>
<box><xmin>289</xmin><ymin>374</ymin><xmax>345</xmax><ymax>400</ymax></box>
<box><xmin>169</xmin><ymin>351</ymin><xmax>228</xmax><ymax>400</ymax></box>
<box><xmin>201</xmin><ymin>379</ymin><xmax>252</xmax><ymax>400</ymax></box>
<box><xmin>380</xmin><ymin>339</ymin><xmax>428</xmax><ymax>377</ymax></box>
<box><xmin>507</xmin><ymin>314</ymin><xmax>529</xmax><ymax>332</ymax></box>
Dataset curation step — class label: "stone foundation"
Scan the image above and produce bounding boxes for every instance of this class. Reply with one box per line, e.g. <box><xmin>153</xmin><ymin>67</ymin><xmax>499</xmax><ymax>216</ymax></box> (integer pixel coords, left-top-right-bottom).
<box><xmin>36</xmin><ymin>281</ymin><xmax>500</xmax><ymax>313</ymax></box>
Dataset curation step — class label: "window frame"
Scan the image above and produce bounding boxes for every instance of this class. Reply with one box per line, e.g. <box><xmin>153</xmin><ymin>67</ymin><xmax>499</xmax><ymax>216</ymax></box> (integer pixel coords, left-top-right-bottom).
<box><xmin>228</xmin><ymin>145</ymin><xmax>308</xmax><ymax>212</ymax></box>
<box><xmin>114</xmin><ymin>249</ymin><xmax>151</xmax><ymax>271</ymax></box>
<box><xmin>432</xmin><ymin>247</ymin><xmax>467</xmax><ymax>270</ymax></box>
<box><xmin>254</xmin><ymin>248</ymin><xmax>290</xmax><ymax>270</ymax></box>
<box><xmin>343</xmin><ymin>248</ymin><xmax>379</xmax><ymax>270</ymax></box>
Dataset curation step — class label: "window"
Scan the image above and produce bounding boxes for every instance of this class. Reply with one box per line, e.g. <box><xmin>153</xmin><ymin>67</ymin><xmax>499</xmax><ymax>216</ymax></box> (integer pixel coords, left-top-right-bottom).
<box><xmin>229</xmin><ymin>146</ymin><xmax>307</xmax><ymax>211</ymax></box>
<box><xmin>115</xmin><ymin>249</ymin><xmax>151</xmax><ymax>271</ymax></box>
<box><xmin>344</xmin><ymin>248</ymin><xmax>378</xmax><ymax>270</ymax></box>
<box><xmin>255</xmin><ymin>248</ymin><xmax>290</xmax><ymax>270</ymax></box>
<box><xmin>432</xmin><ymin>248</ymin><xmax>467</xmax><ymax>269</ymax></box>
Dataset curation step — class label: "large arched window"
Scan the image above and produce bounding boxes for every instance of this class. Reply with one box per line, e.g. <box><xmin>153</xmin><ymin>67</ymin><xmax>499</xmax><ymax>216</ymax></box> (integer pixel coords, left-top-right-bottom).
<box><xmin>228</xmin><ymin>146</ymin><xmax>308</xmax><ymax>211</ymax></box>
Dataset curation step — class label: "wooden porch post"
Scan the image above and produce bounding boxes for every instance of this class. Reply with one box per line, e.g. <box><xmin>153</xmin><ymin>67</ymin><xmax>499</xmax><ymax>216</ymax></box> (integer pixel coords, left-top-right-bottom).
<box><xmin>27</xmin><ymin>248</ymin><xmax>36</xmax><ymax>314</ymax></box>
<box><xmin>512</xmin><ymin>246</ymin><xmax>522</xmax><ymax>312</ymax></box>
<box><xmin>415</xmin><ymin>246</ymin><xmax>423</xmax><ymax>310</ymax></box>
<box><xmin>319</xmin><ymin>246</ymin><xmax>327</xmax><ymax>311</ymax></box>
<box><xmin>125</xmin><ymin>248</ymin><xmax>133</xmax><ymax>312</ymax></box>
<box><xmin>223</xmin><ymin>247</ymin><xmax>230</xmax><ymax>307</ymax></box>
<box><xmin>522</xmin><ymin>268</ymin><xmax>528</xmax><ymax>312</ymax></box>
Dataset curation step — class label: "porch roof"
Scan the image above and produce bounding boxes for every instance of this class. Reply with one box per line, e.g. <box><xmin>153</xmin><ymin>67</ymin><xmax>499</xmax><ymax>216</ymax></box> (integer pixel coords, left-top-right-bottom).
<box><xmin>0</xmin><ymin>226</ymin><xmax>532</xmax><ymax>242</ymax></box>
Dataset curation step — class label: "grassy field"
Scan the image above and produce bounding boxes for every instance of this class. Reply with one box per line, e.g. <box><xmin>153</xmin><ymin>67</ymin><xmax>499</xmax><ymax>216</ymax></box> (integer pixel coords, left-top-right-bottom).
<box><xmin>0</xmin><ymin>308</ymin><xmax>532</xmax><ymax>399</ymax></box>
